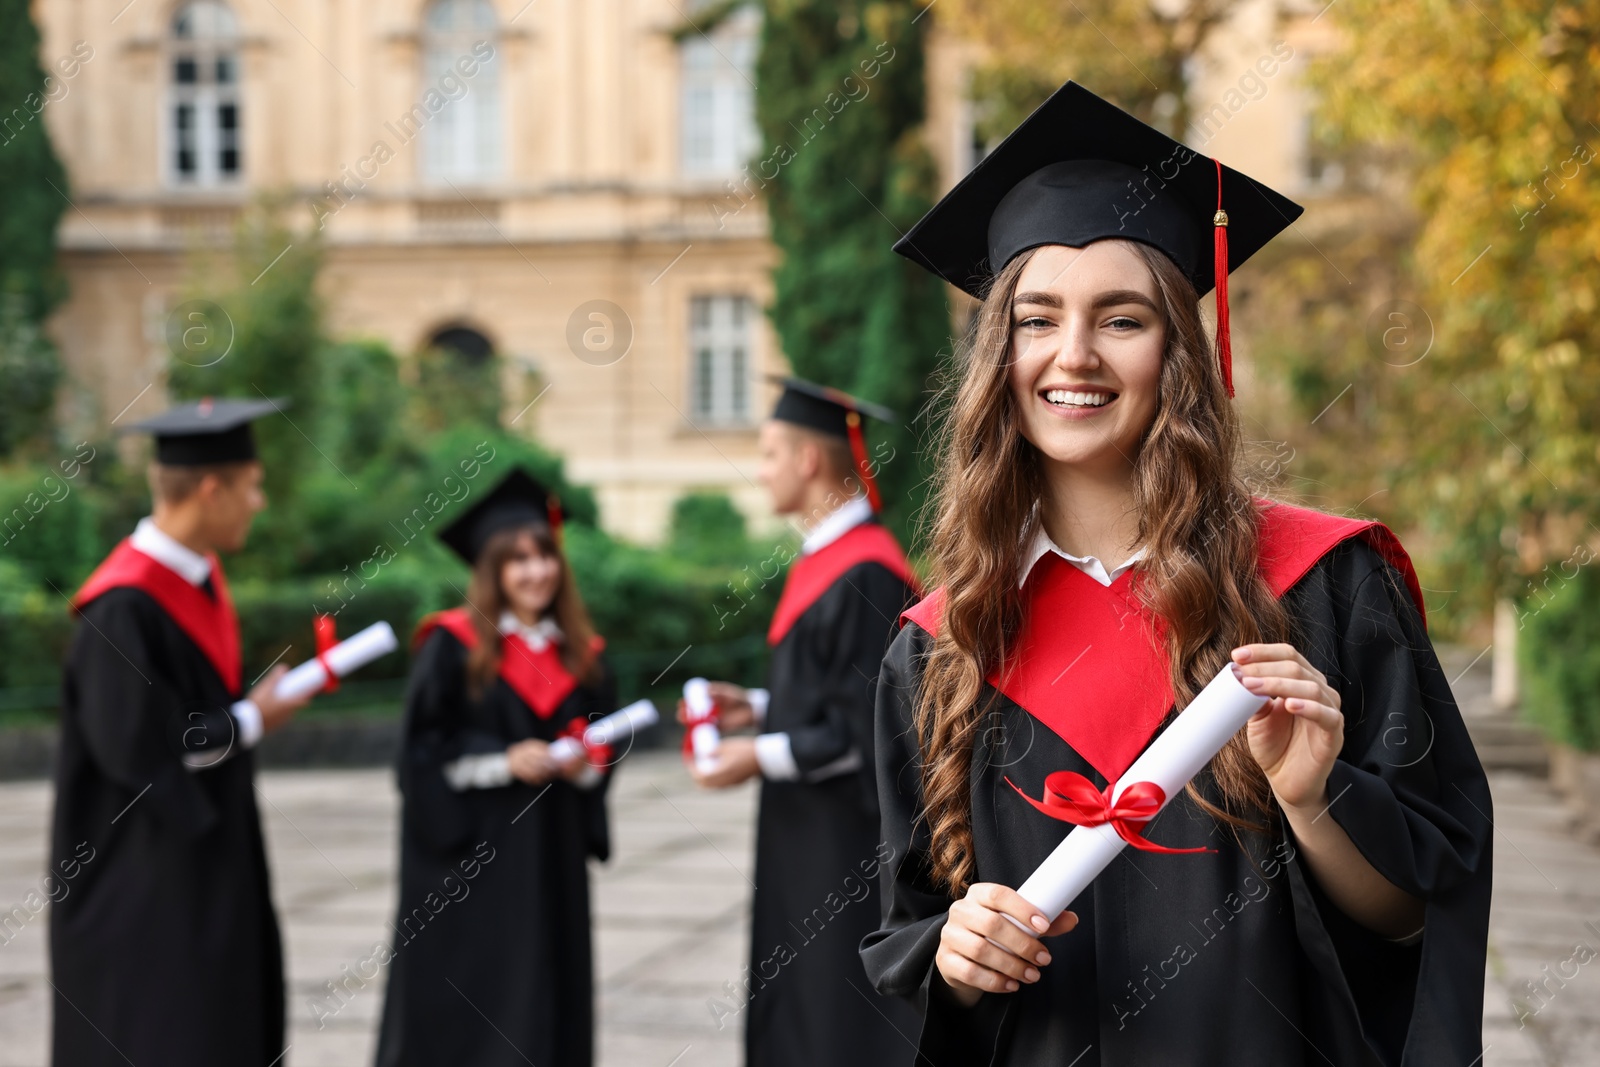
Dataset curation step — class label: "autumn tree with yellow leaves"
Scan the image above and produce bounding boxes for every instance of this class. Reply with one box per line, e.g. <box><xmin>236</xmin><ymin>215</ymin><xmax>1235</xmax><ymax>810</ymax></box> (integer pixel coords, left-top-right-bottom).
<box><xmin>1303</xmin><ymin>0</ymin><xmax>1598</xmax><ymax>623</ymax></box>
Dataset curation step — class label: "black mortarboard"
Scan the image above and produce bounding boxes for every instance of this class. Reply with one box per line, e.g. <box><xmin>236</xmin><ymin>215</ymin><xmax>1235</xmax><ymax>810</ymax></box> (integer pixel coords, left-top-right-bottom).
<box><xmin>437</xmin><ymin>467</ymin><xmax>564</xmax><ymax>564</ymax></box>
<box><xmin>768</xmin><ymin>377</ymin><xmax>895</xmax><ymax>510</ymax></box>
<box><xmin>769</xmin><ymin>376</ymin><xmax>895</xmax><ymax>439</ymax></box>
<box><xmin>124</xmin><ymin>396</ymin><xmax>285</xmax><ymax>466</ymax></box>
<box><xmin>893</xmin><ymin>81</ymin><xmax>1304</xmax><ymax>396</ymax></box>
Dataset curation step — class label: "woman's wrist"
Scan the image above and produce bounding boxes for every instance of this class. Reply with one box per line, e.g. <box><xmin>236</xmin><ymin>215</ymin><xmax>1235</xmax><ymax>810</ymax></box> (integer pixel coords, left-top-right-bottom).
<box><xmin>931</xmin><ymin>963</ymin><xmax>985</xmax><ymax>1009</ymax></box>
<box><xmin>1275</xmin><ymin>783</ymin><xmax>1333</xmax><ymax>828</ymax></box>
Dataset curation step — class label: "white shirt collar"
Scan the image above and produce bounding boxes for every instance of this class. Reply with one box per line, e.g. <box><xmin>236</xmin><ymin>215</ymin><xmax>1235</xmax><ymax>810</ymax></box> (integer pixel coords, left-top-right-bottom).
<box><xmin>1018</xmin><ymin>524</ymin><xmax>1146</xmax><ymax>589</ymax></box>
<box><xmin>801</xmin><ymin>494</ymin><xmax>874</xmax><ymax>556</ymax></box>
<box><xmin>497</xmin><ymin>611</ymin><xmax>563</xmax><ymax>651</ymax></box>
<box><xmin>129</xmin><ymin>517</ymin><xmax>214</xmax><ymax>586</ymax></box>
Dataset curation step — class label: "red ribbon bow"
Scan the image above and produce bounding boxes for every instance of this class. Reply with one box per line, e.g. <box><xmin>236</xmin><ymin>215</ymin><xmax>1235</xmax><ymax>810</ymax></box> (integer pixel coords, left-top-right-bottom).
<box><xmin>681</xmin><ymin>699</ymin><xmax>719</xmax><ymax>762</ymax></box>
<box><xmin>313</xmin><ymin>614</ymin><xmax>339</xmax><ymax>694</ymax></box>
<box><xmin>1005</xmin><ymin>771</ymin><xmax>1214</xmax><ymax>855</ymax></box>
<box><xmin>561</xmin><ymin>717</ymin><xmax>613</xmax><ymax>769</ymax></box>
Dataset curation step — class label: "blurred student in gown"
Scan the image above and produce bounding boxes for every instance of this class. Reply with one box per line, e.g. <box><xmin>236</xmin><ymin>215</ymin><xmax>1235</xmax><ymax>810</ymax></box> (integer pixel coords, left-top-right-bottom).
<box><xmin>52</xmin><ymin>399</ymin><xmax>309</xmax><ymax>1067</ymax></box>
<box><xmin>686</xmin><ymin>378</ymin><xmax>922</xmax><ymax>1067</ymax></box>
<box><xmin>376</xmin><ymin>468</ymin><xmax>617</xmax><ymax>1067</ymax></box>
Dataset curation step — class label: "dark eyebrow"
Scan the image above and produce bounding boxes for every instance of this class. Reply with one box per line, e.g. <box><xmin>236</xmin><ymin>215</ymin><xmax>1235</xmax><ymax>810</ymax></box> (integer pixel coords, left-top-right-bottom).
<box><xmin>1012</xmin><ymin>288</ymin><xmax>1159</xmax><ymax>313</ymax></box>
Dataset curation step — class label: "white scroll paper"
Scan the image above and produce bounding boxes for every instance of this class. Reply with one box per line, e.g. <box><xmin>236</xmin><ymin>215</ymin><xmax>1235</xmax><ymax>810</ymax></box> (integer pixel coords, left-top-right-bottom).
<box><xmin>683</xmin><ymin>676</ymin><xmax>721</xmax><ymax>772</ymax></box>
<box><xmin>547</xmin><ymin>698</ymin><xmax>660</xmax><ymax>763</ymax></box>
<box><xmin>273</xmin><ymin>621</ymin><xmax>399</xmax><ymax>702</ymax></box>
<box><xmin>1013</xmin><ymin>662</ymin><xmax>1269</xmax><ymax>923</ymax></box>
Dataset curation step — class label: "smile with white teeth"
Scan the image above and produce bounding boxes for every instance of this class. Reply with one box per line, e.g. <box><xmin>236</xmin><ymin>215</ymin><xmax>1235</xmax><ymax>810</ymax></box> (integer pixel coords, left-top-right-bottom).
<box><xmin>1043</xmin><ymin>389</ymin><xmax>1115</xmax><ymax>408</ymax></box>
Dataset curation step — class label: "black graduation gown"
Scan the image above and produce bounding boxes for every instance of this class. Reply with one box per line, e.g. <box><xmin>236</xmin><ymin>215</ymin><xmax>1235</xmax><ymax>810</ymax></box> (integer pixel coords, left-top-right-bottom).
<box><xmin>50</xmin><ymin>586</ymin><xmax>286</xmax><ymax>1067</ymax></box>
<box><xmin>746</xmin><ymin>556</ymin><xmax>924</xmax><ymax>1067</ymax></box>
<box><xmin>374</xmin><ymin>626</ymin><xmax>614</xmax><ymax>1067</ymax></box>
<box><xmin>861</xmin><ymin>537</ymin><xmax>1494</xmax><ymax>1067</ymax></box>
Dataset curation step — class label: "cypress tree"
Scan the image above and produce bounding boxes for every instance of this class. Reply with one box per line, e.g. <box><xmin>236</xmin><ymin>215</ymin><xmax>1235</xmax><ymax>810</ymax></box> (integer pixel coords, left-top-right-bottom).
<box><xmin>0</xmin><ymin>0</ymin><xmax>70</xmax><ymax>455</ymax></box>
<box><xmin>751</xmin><ymin>0</ymin><xmax>950</xmax><ymax>541</ymax></box>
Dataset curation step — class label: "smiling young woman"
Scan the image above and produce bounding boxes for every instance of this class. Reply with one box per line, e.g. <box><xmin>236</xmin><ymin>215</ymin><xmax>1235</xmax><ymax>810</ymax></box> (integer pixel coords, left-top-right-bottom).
<box><xmin>859</xmin><ymin>82</ymin><xmax>1493</xmax><ymax>1067</ymax></box>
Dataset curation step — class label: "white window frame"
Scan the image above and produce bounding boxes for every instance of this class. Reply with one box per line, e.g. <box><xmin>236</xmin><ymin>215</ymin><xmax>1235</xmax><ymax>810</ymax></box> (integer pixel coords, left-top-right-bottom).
<box><xmin>688</xmin><ymin>294</ymin><xmax>755</xmax><ymax>427</ymax></box>
<box><xmin>678</xmin><ymin>5</ymin><xmax>760</xmax><ymax>179</ymax></box>
<box><xmin>165</xmin><ymin>1</ymin><xmax>242</xmax><ymax>188</ymax></box>
<box><xmin>420</xmin><ymin>0</ymin><xmax>502</xmax><ymax>185</ymax></box>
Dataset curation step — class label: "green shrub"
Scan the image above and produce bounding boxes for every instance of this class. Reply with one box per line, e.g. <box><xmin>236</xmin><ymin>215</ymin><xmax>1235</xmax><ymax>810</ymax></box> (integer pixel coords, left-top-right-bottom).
<box><xmin>1518</xmin><ymin>564</ymin><xmax>1600</xmax><ymax>752</ymax></box>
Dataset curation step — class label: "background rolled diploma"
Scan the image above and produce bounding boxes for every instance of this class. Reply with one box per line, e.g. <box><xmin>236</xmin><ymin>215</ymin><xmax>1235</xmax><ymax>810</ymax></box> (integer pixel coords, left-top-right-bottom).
<box><xmin>549</xmin><ymin>699</ymin><xmax>660</xmax><ymax>763</ymax></box>
<box><xmin>683</xmin><ymin>677</ymin><xmax>720</xmax><ymax>768</ymax></box>
<box><xmin>273</xmin><ymin>621</ymin><xmax>399</xmax><ymax>702</ymax></box>
<box><xmin>1006</xmin><ymin>663</ymin><xmax>1269</xmax><ymax>930</ymax></box>
<box><xmin>587</xmin><ymin>699</ymin><xmax>659</xmax><ymax>747</ymax></box>
<box><xmin>691</xmin><ymin>723</ymin><xmax>721</xmax><ymax>770</ymax></box>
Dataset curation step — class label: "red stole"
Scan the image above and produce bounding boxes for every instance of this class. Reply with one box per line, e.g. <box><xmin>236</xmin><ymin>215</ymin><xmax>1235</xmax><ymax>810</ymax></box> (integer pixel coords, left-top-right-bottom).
<box><xmin>900</xmin><ymin>500</ymin><xmax>1425</xmax><ymax>782</ymax></box>
<box><xmin>768</xmin><ymin>522</ymin><xmax>920</xmax><ymax>646</ymax></box>
<box><xmin>73</xmin><ymin>539</ymin><xmax>242</xmax><ymax>694</ymax></box>
<box><xmin>414</xmin><ymin>607</ymin><xmax>602</xmax><ymax>719</ymax></box>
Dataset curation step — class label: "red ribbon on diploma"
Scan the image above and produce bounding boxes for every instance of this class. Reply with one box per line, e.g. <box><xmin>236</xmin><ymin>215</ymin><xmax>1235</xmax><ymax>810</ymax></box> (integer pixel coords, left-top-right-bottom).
<box><xmin>1006</xmin><ymin>771</ymin><xmax>1215</xmax><ymax>855</ymax></box>
<box><xmin>681</xmin><ymin>700</ymin><xmax>719</xmax><ymax>762</ymax></box>
<box><xmin>562</xmin><ymin>717</ymin><xmax>613</xmax><ymax>769</ymax></box>
<box><xmin>313</xmin><ymin>614</ymin><xmax>339</xmax><ymax>694</ymax></box>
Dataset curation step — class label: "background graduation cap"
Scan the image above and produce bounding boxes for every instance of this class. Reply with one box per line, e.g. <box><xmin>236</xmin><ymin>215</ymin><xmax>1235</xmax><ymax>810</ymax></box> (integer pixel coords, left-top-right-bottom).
<box><xmin>769</xmin><ymin>376</ymin><xmax>896</xmax><ymax>512</ymax></box>
<box><xmin>437</xmin><ymin>467</ymin><xmax>564</xmax><ymax>565</ymax></box>
<box><xmin>893</xmin><ymin>80</ymin><xmax>1305</xmax><ymax>397</ymax></box>
<box><xmin>123</xmin><ymin>396</ymin><xmax>286</xmax><ymax>466</ymax></box>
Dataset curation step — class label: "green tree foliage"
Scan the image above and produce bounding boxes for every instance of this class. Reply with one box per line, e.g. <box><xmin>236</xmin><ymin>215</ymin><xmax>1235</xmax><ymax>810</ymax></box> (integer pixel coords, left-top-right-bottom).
<box><xmin>669</xmin><ymin>490</ymin><xmax>751</xmax><ymax>565</ymax></box>
<box><xmin>749</xmin><ymin>0</ymin><xmax>950</xmax><ymax>539</ymax></box>
<box><xmin>1520</xmin><ymin>563</ymin><xmax>1600</xmax><ymax>751</ymax></box>
<box><xmin>0</xmin><ymin>0</ymin><xmax>71</xmax><ymax>457</ymax></box>
<box><xmin>0</xmin><ymin>296</ymin><xmax>62</xmax><ymax>456</ymax></box>
<box><xmin>167</xmin><ymin>200</ymin><xmax>327</xmax><ymax>571</ymax></box>
<box><xmin>0</xmin><ymin>0</ymin><xmax>68</xmax><ymax>318</ymax></box>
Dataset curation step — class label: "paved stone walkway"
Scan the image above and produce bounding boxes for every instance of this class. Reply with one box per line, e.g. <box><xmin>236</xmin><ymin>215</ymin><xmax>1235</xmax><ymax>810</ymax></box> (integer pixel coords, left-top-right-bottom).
<box><xmin>0</xmin><ymin>749</ymin><xmax>1596</xmax><ymax>1065</ymax></box>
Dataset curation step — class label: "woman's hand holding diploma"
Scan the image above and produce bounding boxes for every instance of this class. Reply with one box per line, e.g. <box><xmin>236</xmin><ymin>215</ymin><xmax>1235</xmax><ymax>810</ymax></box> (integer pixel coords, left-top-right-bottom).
<box><xmin>505</xmin><ymin>742</ymin><xmax>582</xmax><ymax>783</ymax></box>
<box><xmin>935</xmin><ymin>884</ymin><xmax>1078</xmax><ymax>1008</ymax></box>
<box><xmin>1234</xmin><ymin>643</ymin><xmax>1424</xmax><ymax>939</ymax></box>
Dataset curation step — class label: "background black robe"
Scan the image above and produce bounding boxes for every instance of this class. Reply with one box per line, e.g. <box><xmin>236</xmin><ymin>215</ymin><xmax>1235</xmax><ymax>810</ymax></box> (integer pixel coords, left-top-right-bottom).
<box><xmin>862</xmin><ymin>538</ymin><xmax>1494</xmax><ymax>1067</ymax></box>
<box><xmin>375</xmin><ymin>627</ymin><xmax>614</xmax><ymax>1067</ymax></box>
<box><xmin>748</xmin><ymin>558</ymin><xmax>923</xmax><ymax>1067</ymax></box>
<box><xmin>51</xmin><ymin>586</ymin><xmax>285</xmax><ymax>1067</ymax></box>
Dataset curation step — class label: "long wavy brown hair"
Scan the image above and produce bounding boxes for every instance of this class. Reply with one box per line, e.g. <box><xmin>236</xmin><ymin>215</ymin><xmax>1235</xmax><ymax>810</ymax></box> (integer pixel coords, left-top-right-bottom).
<box><xmin>915</xmin><ymin>241</ymin><xmax>1292</xmax><ymax>895</ymax></box>
<box><xmin>464</xmin><ymin>523</ymin><xmax>601</xmax><ymax>696</ymax></box>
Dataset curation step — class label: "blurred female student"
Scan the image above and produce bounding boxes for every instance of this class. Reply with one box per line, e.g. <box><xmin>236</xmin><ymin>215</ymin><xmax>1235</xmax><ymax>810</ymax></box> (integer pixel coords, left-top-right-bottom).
<box><xmin>376</xmin><ymin>468</ymin><xmax>616</xmax><ymax>1067</ymax></box>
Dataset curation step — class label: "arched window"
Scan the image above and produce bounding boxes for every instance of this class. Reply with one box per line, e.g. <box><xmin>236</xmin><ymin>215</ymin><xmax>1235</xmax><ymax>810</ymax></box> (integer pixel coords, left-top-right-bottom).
<box><xmin>421</xmin><ymin>0</ymin><xmax>502</xmax><ymax>183</ymax></box>
<box><xmin>428</xmin><ymin>325</ymin><xmax>494</xmax><ymax>365</ymax></box>
<box><xmin>168</xmin><ymin>0</ymin><xmax>241</xmax><ymax>186</ymax></box>
<box><xmin>679</xmin><ymin>5</ymin><xmax>760</xmax><ymax>177</ymax></box>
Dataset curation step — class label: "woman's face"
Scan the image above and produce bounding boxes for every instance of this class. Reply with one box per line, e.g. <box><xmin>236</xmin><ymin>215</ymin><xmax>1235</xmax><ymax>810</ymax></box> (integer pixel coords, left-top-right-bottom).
<box><xmin>499</xmin><ymin>532</ymin><xmax>562</xmax><ymax>619</ymax></box>
<box><xmin>1005</xmin><ymin>241</ymin><xmax>1166</xmax><ymax>477</ymax></box>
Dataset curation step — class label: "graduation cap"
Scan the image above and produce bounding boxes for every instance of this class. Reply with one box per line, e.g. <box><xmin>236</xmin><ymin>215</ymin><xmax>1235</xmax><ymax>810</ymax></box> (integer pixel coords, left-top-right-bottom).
<box><xmin>769</xmin><ymin>376</ymin><xmax>896</xmax><ymax>512</ymax></box>
<box><xmin>437</xmin><ymin>467</ymin><xmax>564</xmax><ymax>565</ymax></box>
<box><xmin>893</xmin><ymin>81</ymin><xmax>1305</xmax><ymax>397</ymax></box>
<box><xmin>123</xmin><ymin>396</ymin><xmax>286</xmax><ymax>466</ymax></box>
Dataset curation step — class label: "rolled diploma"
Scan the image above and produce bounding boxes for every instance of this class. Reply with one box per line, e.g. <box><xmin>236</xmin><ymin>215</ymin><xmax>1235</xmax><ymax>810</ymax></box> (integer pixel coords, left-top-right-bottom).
<box><xmin>273</xmin><ymin>621</ymin><xmax>399</xmax><ymax>702</ymax></box>
<box><xmin>1013</xmin><ymin>662</ymin><xmax>1269</xmax><ymax>924</ymax></box>
<box><xmin>683</xmin><ymin>677</ymin><xmax>721</xmax><ymax>770</ymax></box>
<box><xmin>548</xmin><ymin>699</ymin><xmax>660</xmax><ymax>762</ymax></box>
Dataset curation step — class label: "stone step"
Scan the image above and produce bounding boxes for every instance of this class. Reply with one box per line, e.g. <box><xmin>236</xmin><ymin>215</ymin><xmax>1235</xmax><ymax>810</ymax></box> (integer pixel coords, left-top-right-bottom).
<box><xmin>1465</xmin><ymin>714</ymin><xmax>1550</xmax><ymax>776</ymax></box>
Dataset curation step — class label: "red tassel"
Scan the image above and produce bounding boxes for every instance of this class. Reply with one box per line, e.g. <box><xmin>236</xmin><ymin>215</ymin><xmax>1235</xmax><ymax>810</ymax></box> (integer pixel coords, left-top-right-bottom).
<box><xmin>547</xmin><ymin>495</ymin><xmax>564</xmax><ymax>548</ymax></box>
<box><xmin>844</xmin><ymin>412</ymin><xmax>882</xmax><ymax>513</ymax></box>
<box><xmin>313</xmin><ymin>613</ymin><xmax>339</xmax><ymax>693</ymax></box>
<box><xmin>1212</xmin><ymin>157</ymin><xmax>1234</xmax><ymax>399</ymax></box>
